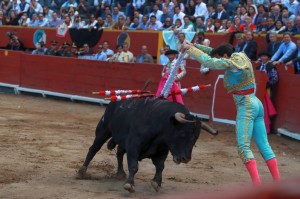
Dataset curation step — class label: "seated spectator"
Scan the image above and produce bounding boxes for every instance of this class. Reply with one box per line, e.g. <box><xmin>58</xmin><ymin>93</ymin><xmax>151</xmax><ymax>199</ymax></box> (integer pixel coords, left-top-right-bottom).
<box><xmin>186</xmin><ymin>0</ymin><xmax>196</xmax><ymax>18</ymax></box>
<box><xmin>241</xmin><ymin>16</ymin><xmax>257</xmax><ymax>32</ymax></box>
<box><xmin>160</xmin><ymin>7</ymin><xmax>173</xmax><ymax>24</ymax></box>
<box><xmin>136</xmin><ymin>45</ymin><xmax>154</xmax><ymax>63</ymax></box>
<box><xmin>60</xmin><ymin>0</ymin><xmax>77</xmax><ymax>16</ymax></box>
<box><xmin>234</xmin><ymin>33</ymin><xmax>245</xmax><ymax>52</ymax></box>
<box><xmin>293</xmin><ymin>15</ymin><xmax>300</xmax><ymax>35</ymax></box>
<box><xmin>32</xmin><ymin>41</ymin><xmax>48</xmax><ymax>55</ymax></box>
<box><xmin>133</xmin><ymin>10</ymin><xmax>143</xmax><ymax>23</ymax></box>
<box><xmin>57</xmin><ymin>42</ymin><xmax>72</xmax><ymax>57</ymax></box>
<box><xmin>128</xmin><ymin>17</ymin><xmax>140</xmax><ymax>30</ymax></box>
<box><xmin>0</xmin><ymin>0</ymin><xmax>12</xmax><ymax>17</ymax></box>
<box><xmin>43</xmin><ymin>6</ymin><xmax>54</xmax><ymax>22</ymax></box>
<box><xmin>18</xmin><ymin>13</ymin><xmax>29</xmax><ymax>26</ymax></box>
<box><xmin>271</xmin><ymin>5</ymin><xmax>282</xmax><ymax>22</ymax></box>
<box><xmin>48</xmin><ymin>0</ymin><xmax>64</xmax><ymax>13</ymax></box>
<box><xmin>112</xmin><ymin>15</ymin><xmax>126</xmax><ymax>30</ymax></box>
<box><xmin>266</xmin><ymin>16</ymin><xmax>276</xmax><ymax>32</ymax></box>
<box><xmin>194</xmin><ymin>16</ymin><xmax>206</xmax><ymax>33</ymax></box>
<box><xmin>93</xmin><ymin>44</ymin><xmax>107</xmax><ymax>61</ymax></box>
<box><xmin>47</xmin><ymin>12</ymin><xmax>62</xmax><ymax>27</ymax></box>
<box><xmin>122</xmin><ymin>16</ymin><xmax>132</xmax><ymax>30</ymax></box>
<box><xmin>271</xmin><ymin>32</ymin><xmax>297</xmax><ymax>66</ymax></box>
<box><xmin>102</xmin><ymin>41</ymin><xmax>114</xmax><ymax>58</ymax></box>
<box><xmin>111</xmin><ymin>6</ymin><xmax>125</xmax><ymax>22</ymax></box>
<box><xmin>29</xmin><ymin>0</ymin><xmax>43</xmax><ymax>18</ymax></box>
<box><xmin>158</xmin><ymin>17</ymin><xmax>173</xmax><ymax>31</ymax></box>
<box><xmin>173</xmin><ymin>18</ymin><xmax>183</xmax><ymax>32</ymax></box>
<box><xmin>182</xmin><ymin>16</ymin><xmax>194</xmax><ymax>32</ymax></box>
<box><xmin>193</xmin><ymin>0</ymin><xmax>208</xmax><ymax>23</ymax></box>
<box><xmin>71</xmin><ymin>14</ymin><xmax>85</xmax><ymax>28</ymax></box>
<box><xmin>266</xmin><ymin>32</ymin><xmax>281</xmax><ymax>56</ymax></box>
<box><xmin>256</xmin><ymin>17</ymin><xmax>268</xmax><ymax>34</ymax></box>
<box><xmin>122</xmin><ymin>43</ymin><xmax>134</xmax><ymax>63</ymax></box>
<box><xmin>60</xmin><ymin>14</ymin><xmax>73</xmax><ymax>28</ymax></box>
<box><xmin>222</xmin><ymin>0</ymin><xmax>235</xmax><ymax>17</ymax></box>
<box><xmin>239</xmin><ymin>6</ymin><xmax>248</xmax><ymax>22</ymax></box>
<box><xmin>132</xmin><ymin>0</ymin><xmax>146</xmax><ymax>13</ymax></box>
<box><xmin>99</xmin><ymin>5</ymin><xmax>111</xmax><ymax>20</ymax></box>
<box><xmin>95</xmin><ymin>17</ymin><xmax>104</xmax><ymax>29</ymax></box>
<box><xmin>45</xmin><ymin>40</ymin><xmax>59</xmax><ymax>56</ymax></box>
<box><xmin>76</xmin><ymin>43</ymin><xmax>93</xmax><ymax>56</ymax></box>
<box><xmin>17</xmin><ymin>0</ymin><xmax>30</xmax><ymax>18</ymax></box>
<box><xmin>77</xmin><ymin>0</ymin><xmax>90</xmax><ymax>20</ymax></box>
<box><xmin>212</xmin><ymin>2</ymin><xmax>229</xmax><ymax>21</ymax></box>
<box><xmin>254</xmin><ymin>4</ymin><xmax>268</xmax><ymax>27</ymax></box>
<box><xmin>28</xmin><ymin>13</ymin><xmax>39</xmax><ymax>27</ymax></box>
<box><xmin>149</xmin><ymin>4</ymin><xmax>163</xmax><ymax>22</ymax></box>
<box><xmin>206</xmin><ymin>17</ymin><xmax>214</xmax><ymax>32</ymax></box>
<box><xmin>248</xmin><ymin>5</ymin><xmax>258</xmax><ymax>24</ymax></box>
<box><xmin>103</xmin><ymin>13</ymin><xmax>116</xmax><ymax>29</ymax></box>
<box><xmin>162</xmin><ymin>0</ymin><xmax>174</xmax><ymax>15</ymax></box>
<box><xmin>159</xmin><ymin>45</ymin><xmax>170</xmax><ymax>65</ymax></box>
<box><xmin>241</xmin><ymin>31</ymin><xmax>258</xmax><ymax>60</ymax></box>
<box><xmin>281</xmin><ymin>7</ymin><xmax>295</xmax><ymax>25</ymax></box>
<box><xmin>6</xmin><ymin>11</ymin><xmax>19</xmax><ymax>26</ymax></box>
<box><xmin>84</xmin><ymin>14</ymin><xmax>97</xmax><ymax>29</ymax></box>
<box><xmin>136</xmin><ymin>15</ymin><xmax>148</xmax><ymax>30</ymax></box>
<box><xmin>173</xmin><ymin>5</ymin><xmax>185</xmax><ymax>25</ymax></box>
<box><xmin>108</xmin><ymin>44</ymin><xmax>127</xmax><ymax>62</ymax></box>
<box><xmin>0</xmin><ymin>11</ymin><xmax>7</xmax><ymax>26</ymax></box>
<box><xmin>213</xmin><ymin>18</ymin><xmax>226</xmax><ymax>32</ymax></box>
<box><xmin>36</xmin><ymin>13</ymin><xmax>48</xmax><ymax>27</ymax></box>
<box><xmin>6</xmin><ymin>33</ymin><xmax>25</xmax><ymax>51</ymax></box>
<box><xmin>269</xmin><ymin>20</ymin><xmax>286</xmax><ymax>34</ymax></box>
<box><xmin>278</xmin><ymin>18</ymin><xmax>296</xmax><ymax>34</ymax></box>
<box><xmin>146</xmin><ymin>15</ymin><xmax>162</xmax><ymax>31</ymax></box>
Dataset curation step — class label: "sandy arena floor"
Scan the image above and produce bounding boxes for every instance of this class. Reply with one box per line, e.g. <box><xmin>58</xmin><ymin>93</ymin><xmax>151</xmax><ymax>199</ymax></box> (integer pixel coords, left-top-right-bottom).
<box><xmin>0</xmin><ymin>93</ymin><xmax>299</xmax><ymax>199</ymax></box>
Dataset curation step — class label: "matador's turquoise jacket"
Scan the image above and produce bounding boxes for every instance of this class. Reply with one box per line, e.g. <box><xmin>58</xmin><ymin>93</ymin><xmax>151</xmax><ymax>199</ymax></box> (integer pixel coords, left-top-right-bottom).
<box><xmin>187</xmin><ymin>45</ymin><xmax>276</xmax><ymax>163</ymax></box>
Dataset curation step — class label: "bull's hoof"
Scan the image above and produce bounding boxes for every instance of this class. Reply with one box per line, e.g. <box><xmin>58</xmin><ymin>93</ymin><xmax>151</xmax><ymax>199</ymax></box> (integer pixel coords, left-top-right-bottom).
<box><xmin>123</xmin><ymin>183</ymin><xmax>135</xmax><ymax>193</ymax></box>
<box><xmin>76</xmin><ymin>166</ymin><xmax>91</xmax><ymax>179</ymax></box>
<box><xmin>151</xmin><ymin>180</ymin><xmax>161</xmax><ymax>192</ymax></box>
<box><xmin>113</xmin><ymin>171</ymin><xmax>126</xmax><ymax>180</ymax></box>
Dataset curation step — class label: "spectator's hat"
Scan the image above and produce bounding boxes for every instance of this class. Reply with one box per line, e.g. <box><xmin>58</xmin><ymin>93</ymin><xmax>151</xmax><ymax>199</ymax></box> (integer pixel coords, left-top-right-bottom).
<box><xmin>258</xmin><ymin>51</ymin><xmax>271</xmax><ymax>58</ymax></box>
<box><xmin>71</xmin><ymin>42</ymin><xmax>77</xmax><ymax>48</ymax></box>
<box><xmin>165</xmin><ymin>50</ymin><xmax>179</xmax><ymax>56</ymax></box>
<box><xmin>62</xmin><ymin>42</ymin><xmax>70</xmax><ymax>48</ymax></box>
<box><xmin>51</xmin><ymin>40</ymin><xmax>57</xmax><ymax>45</ymax></box>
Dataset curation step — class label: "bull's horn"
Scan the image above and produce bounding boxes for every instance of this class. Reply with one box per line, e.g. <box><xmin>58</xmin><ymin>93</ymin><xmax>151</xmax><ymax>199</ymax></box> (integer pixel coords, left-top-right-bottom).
<box><xmin>201</xmin><ymin>122</ymin><xmax>218</xmax><ymax>135</ymax></box>
<box><xmin>174</xmin><ymin>112</ymin><xmax>195</xmax><ymax>123</ymax></box>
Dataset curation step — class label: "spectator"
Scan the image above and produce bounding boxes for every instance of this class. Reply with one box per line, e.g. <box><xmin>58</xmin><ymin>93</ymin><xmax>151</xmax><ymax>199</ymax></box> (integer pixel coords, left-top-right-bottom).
<box><xmin>160</xmin><ymin>6</ymin><xmax>173</xmax><ymax>24</ymax></box>
<box><xmin>254</xmin><ymin>4</ymin><xmax>268</xmax><ymax>27</ymax></box>
<box><xmin>60</xmin><ymin>0</ymin><xmax>78</xmax><ymax>15</ymax></box>
<box><xmin>212</xmin><ymin>2</ymin><xmax>229</xmax><ymax>21</ymax></box>
<box><xmin>102</xmin><ymin>41</ymin><xmax>114</xmax><ymax>58</ymax></box>
<box><xmin>112</xmin><ymin>15</ymin><xmax>126</xmax><ymax>30</ymax></box>
<box><xmin>77</xmin><ymin>0</ymin><xmax>90</xmax><ymax>20</ymax></box>
<box><xmin>29</xmin><ymin>0</ymin><xmax>43</xmax><ymax>18</ymax></box>
<box><xmin>122</xmin><ymin>16</ymin><xmax>132</xmax><ymax>30</ymax></box>
<box><xmin>194</xmin><ymin>16</ymin><xmax>206</xmax><ymax>33</ymax></box>
<box><xmin>256</xmin><ymin>17</ymin><xmax>268</xmax><ymax>34</ymax></box>
<box><xmin>159</xmin><ymin>45</ymin><xmax>170</xmax><ymax>65</ymax></box>
<box><xmin>18</xmin><ymin>13</ymin><xmax>29</xmax><ymax>26</ymax></box>
<box><xmin>6</xmin><ymin>11</ymin><xmax>19</xmax><ymax>26</ymax></box>
<box><xmin>95</xmin><ymin>17</ymin><xmax>104</xmax><ymax>29</ymax></box>
<box><xmin>206</xmin><ymin>17</ymin><xmax>214</xmax><ymax>32</ymax></box>
<box><xmin>61</xmin><ymin>14</ymin><xmax>73</xmax><ymax>28</ymax></box>
<box><xmin>111</xmin><ymin>6</ymin><xmax>125</xmax><ymax>22</ymax></box>
<box><xmin>0</xmin><ymin>0</ymin><xmax>12</xmax><ymax>17</ymax></box>
<box><xmin>248</xmin><ymin>5</ymin><xmax>258</xmax><ymax>24</ymax></box>
<box><xmin>239</xmin><ymin>6</ymin><xmax>248</xmax><ymax>22</ymax></box>
<box><xmin>149</xmin><ymin>4</ymin><xmax>163</xmax><ymax>22</ymax></box>
<box><xmin>278</xmin><ymin>18</ymin><xmax>296</xmax><ymax>34</ymax></box>
<box><xmin>132</xmin><ymin>0</ymin><xmax>146</xmax><ymax>13</ymax></box>
<box><xmin>269</xmin><ymin>20</ymin><xmax>286</xmax><ymax>34</ymax></box>
<box><xmin>11</xmin><ymin>0</ymin><xmax>20</xmax><ymax>15</ymax></box>
<box><xmin>173</xmin><ymin>5</ymin><xmax>185</xmax><ymax>25</ymax></box>
<box><xmin>45</xmin><ymin>40</ymin><xmax>59</xmax><ymax>56</ymax></box>
<box><xmin>93</xmin><ymin>44</ymin><xmax>107</xmax><ymax>61</ymax></box>
<box><xmin>172</xmin><ymin>18</ymin><xmax>183</xmax><ymax>32</ymax></box>
<box><xmin>270</xmin><ymin>5</ymin><xmax>282</xmax><ymax>22</ymax></box>
<box><xmin>133</xmin><ymin>10</ymin><xmax>143</xmax><ymax>23</ymax></box>
<box><xmin>6</xmin><ymin>33</ymin><xmax>25</xmax><ymax>51</ymax></box>
<box><xmin>17</xmin><ymin>0</ymin><xmax>30</xmax><ymax>18</ymax></box>
<box><xmin>293</xmin><ymin>15</ymin><xmax>300</xmax><ymax>35</ymax></box>
<box><xmin>128</xmin><ymin>16</ymin><xmax>140</xmax><ymax>30</ymax></box>
<box><xmin>241</xmin><ymin>31</ymin><xmax>258</xmax><ymax>60</ymax></box>
<box><xmin>43</xmin><ymin>6</ymin><xmax>54</xmax><ymax>22</ymax></box>
<box><xmin>57</xmin><ymin>42</ymin><xmax>72</xmax><ymax>57</ymax></box>
<box><xmin>162</xmin><ymin>0</ymin><xmax>174</xmax><ymax>15</ymax></box>
<box><xmin>122</xmin><ymin>43</ymin><xmax>134</xmax><ymax>63</ymax></box>
<box><xmin>185</xmin><ymin>0</ymin><xmax>196</xmax><ymax>17</ymax></box>
<box><xmin>28</xmin><ymin>13</ymin><xmax>39</xmax><ymax>27</ymax></box>
<box><xmin>36</xmin><ymin>13</ymin><xmax>48</xmax><ymax>27</ymax></box>
<box><xmin>241</xmin><ymin>16</ymin><xmax>257</xmax><ymax>32</ymax></box>
<box><xmin>221</xmin><ymin>0</ymin><xmax>235</xmax><ymax>17</ymax></box>
<box><xmin>271</xmin><ymin>32</ymin><xmax>297</xmax><ymax>66</ymax></box>
<box><xmin>103</xmin><ymin>14</ymin><xmax>116</xmax><ymax>29</ymax></box>
<box><xmin>266</xmin><ymin>32</ymin><xmax>281</xmax><ymax>56</ymax></box>
<box><xmin>253</xmin><ymin>0</ymin><xmax>269</xmax><ymax>8</ymax></box>
<box><xmin>206</xmin><ymin>4</ymin><xmax>215</xmax><ymax>19</ymax></box>
<box><xmin>286</xmin><ymin>39</ymin><xmax>300</xmax><ymax>74</ymax></box>
<box><xmin>146</xmin><ymin>15</ymin><xmax>162</xmax><ymax>31</ymax></box>
<box><xmin>108</xmin><ymin>44</ymin><xmax>127</xmax><ymax>62</ymax></box>
<box><xmin>136</xmin><ymin>45</ymin><xmax>154</xmax><ymax>63</ymax></box>
<box><xmin>32</xmin><ymin>41</ymin><xmax>48</xmax><ymax>55</ymax></box>
<box><xmin>159</xmin><ymin>17</ymin><xmax>173</xmax><ymax>30</ymax></box>
<box><xmin>76</xmin><ymin>43</ymin><xmax>94</xmax><ymax>56</ymax></box>
<box><xmin>136</xmin><ymin>15</ymin><xmax>148</xmax><ymax>30</ymax></box>
<box><xmin>182</xmin><ymin>16</ymin><xmax>194</xmax><ymax>32</ymax></box>
<box><xmin>71</xmin><ymin>15</ymin><xmax>86</xmax><ymax>28</ymax></box>
<box><xmin>286</xmin><ymin>0</ymin><xmax>298</xmax><ymax>15</ymax></box>
<box><xmin>227</xmin><ymin>16</ymin><xmax>243</xmax><ymax>33</ymax></box>
<box><xmin>213</xmin><ymin>18</ymin><xmax>226</xmax><ymax>32</ymax></box>
<box><xmin>234</xmin><ymin>33</ymin><xmax>245</xmax><ymax>52</ymax></box>
<box><xmin>281</xmin><ymin>7</ymin><xmax>295</xmax><ymax>25</ymax></box>
<box><xmin>48</xmin><ymin>11</ymin><xmax>62</xmax><ymax>27</ymax></box>
<box><xmin>193</xmin><ymin>0</ymin><xmax>208</xmax><ymax>23</ymax></box>
<box><xmin>48</xmin><ymin>0</ymin><xmax>65</xmax><ymax>13</ymax></box>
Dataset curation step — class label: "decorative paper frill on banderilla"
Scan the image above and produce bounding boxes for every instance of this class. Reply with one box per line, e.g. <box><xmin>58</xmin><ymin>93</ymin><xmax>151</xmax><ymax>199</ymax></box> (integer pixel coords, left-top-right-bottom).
<box><xmin>92</xmin><ymin>90</ymin><xmax>150</xmax><ymax>96</ymax></box>
<box><xmin>160</xmin><ymin>51</ymin><xmax>186</xmax><ymax>98</ymax></box>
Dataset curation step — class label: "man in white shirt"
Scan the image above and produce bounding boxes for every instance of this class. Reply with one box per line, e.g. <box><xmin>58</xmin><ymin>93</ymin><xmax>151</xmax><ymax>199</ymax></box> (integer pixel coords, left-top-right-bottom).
<box><xmin>173</xmin><ymin>6</ymin><xmax>185</xmax><ymax>25</ymax></box>
<box><xmin>193</xmin><ymin>0</ymin><xmax>208</xmax><ymax>23</ymax></box>
<box><xmin>102</xmin><ymin>41</ymin><xmax>114</xmax><ymax>58</ymax></box>
<box><xmin>149</xmin><ymin>4</ymin><xmax>163</xmax><ymax>22</ymax></box>
<box><xmin>94</xmin><ymin>45</ymin><xmax>108</xmax><ymax>61</ymax></box>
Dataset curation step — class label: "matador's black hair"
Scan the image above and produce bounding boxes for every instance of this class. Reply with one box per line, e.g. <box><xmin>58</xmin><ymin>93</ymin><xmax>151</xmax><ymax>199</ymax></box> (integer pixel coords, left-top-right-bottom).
<box><xmin>210</xmin><ymin>43</ymin><xmax>234</xmax><ymax>58</ymax></box>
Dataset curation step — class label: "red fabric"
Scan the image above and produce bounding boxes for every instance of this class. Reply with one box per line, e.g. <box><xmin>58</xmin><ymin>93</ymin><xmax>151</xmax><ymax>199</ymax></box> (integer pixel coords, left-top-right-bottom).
<box><xmin>266</xmin><ymin>158</ymin><xmax>281</xmax><ymax>182</ymax></box>
<box><xmin>245</xmin><ymin>159</ymin><xmax>262</xmax><ymax>185</ymax></box>
<box><xmin>156</xmin><ymin>76</ymin><xmax>184</xmax><ymax>104</ymax></box>
<box><xmin>262</xmin><ymin>92</ymin><xmax>277</xmax><ymax>134</ymax></box>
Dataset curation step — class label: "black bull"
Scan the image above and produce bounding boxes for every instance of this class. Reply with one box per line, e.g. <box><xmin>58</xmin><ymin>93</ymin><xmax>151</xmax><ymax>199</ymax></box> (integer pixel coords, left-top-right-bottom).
<box><xmin>77</xmin><ymin>98</ymin><xmax>218</xmax><ymax>193</ymax></box>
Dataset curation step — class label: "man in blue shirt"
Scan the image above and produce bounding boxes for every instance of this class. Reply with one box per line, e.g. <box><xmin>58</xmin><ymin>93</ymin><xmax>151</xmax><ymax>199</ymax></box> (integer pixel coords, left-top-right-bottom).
<box><xmin>271</xmin><ymin>32</ymin><xmax>297</xmax><ymax>65</ymax></box>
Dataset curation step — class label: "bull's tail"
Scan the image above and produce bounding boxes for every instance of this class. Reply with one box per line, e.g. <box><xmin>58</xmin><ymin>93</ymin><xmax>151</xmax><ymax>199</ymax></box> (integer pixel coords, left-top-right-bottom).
<box><xmin>201</xmin><ymin>122</ymin><xmax>218</xmax><ymax>135</ymax></box>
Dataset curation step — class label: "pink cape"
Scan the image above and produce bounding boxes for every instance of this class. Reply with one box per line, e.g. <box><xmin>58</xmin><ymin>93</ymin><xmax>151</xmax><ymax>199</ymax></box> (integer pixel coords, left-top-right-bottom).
<box><xmin>262</xmin><ymin>92</ymin><xmax>277</xmax><ymax>134</ymax></box>
<box><xmin>155</xmin><ymin>77</ymin><xmax>184</xmax><ymax>104</ymax></box>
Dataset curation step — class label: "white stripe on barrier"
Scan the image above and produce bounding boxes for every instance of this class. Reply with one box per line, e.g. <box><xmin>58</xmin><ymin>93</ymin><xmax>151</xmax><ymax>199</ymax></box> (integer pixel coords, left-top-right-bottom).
<box><xmin>277</xmin><ymin>128</ymin><xmax>300</xmax><ymax>141</ymax></box>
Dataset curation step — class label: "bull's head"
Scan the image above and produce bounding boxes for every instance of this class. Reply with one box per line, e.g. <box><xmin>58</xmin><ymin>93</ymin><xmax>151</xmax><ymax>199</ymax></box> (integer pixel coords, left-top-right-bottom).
<box><xmin>168</xmin><ymin>112</ymin><xmax>201</xmax><ymax>164</ymax></box>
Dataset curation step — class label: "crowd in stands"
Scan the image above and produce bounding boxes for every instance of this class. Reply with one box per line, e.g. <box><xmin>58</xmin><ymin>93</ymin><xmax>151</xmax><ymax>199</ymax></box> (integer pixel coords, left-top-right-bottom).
<box><xmin>1</xmin><ymin>0</ymin><xmax>300</xmax><ymax>73</ymax></box>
